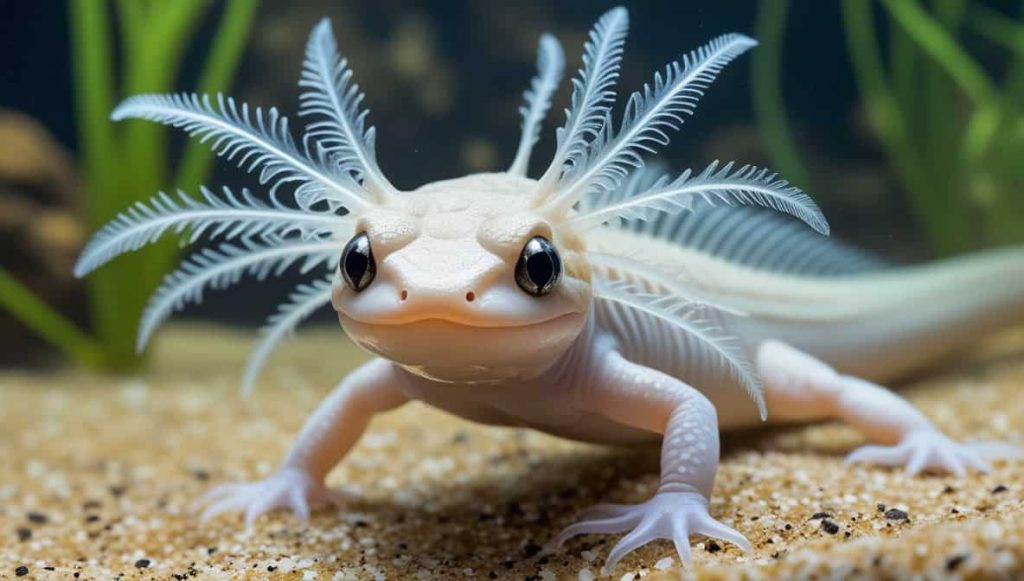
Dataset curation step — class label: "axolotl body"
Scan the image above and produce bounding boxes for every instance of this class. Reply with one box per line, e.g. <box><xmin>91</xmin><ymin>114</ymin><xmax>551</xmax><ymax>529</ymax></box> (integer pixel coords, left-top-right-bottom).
<box><xmin>76</xmin><ymin>7</ymin><xmax>1023</xmax><ymax>573</ymax></box>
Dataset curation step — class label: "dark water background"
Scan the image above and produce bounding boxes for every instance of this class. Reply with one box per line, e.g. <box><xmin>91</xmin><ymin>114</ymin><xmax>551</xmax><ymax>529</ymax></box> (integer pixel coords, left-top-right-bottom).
<box><xmin>0</xmin><ymin>1</ymin><xmax>1018</xmax><ymax>334</ymax></box>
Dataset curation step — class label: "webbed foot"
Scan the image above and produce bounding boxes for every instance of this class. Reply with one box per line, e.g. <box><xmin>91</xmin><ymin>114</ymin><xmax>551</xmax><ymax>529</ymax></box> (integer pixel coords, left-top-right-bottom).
<box><xmin>547</xmin><ymin>491</ymin><xmax>751</xmax><ymax>575</ymax></box>
<box><xmin>199</xmin><ymin>467</ymin><xmax>341</xmax><ymax>529</ymax></box>
<box><xmin>845</xmin><ymin>429</ymin><xmax>1021</xmax><ymax>477</ymax></box>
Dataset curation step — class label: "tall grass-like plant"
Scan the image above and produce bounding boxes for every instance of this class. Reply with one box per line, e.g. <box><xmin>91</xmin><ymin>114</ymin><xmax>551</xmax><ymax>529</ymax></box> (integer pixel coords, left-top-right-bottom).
<box><xmin>0</xmin><ymin>0</ymin><xmax>258</xmax><ymax>369</ymax></box>
<box><xmin>753</xmin><ymin>0</ymin><xmax>1024</xmax><ymax>256</ymax></box>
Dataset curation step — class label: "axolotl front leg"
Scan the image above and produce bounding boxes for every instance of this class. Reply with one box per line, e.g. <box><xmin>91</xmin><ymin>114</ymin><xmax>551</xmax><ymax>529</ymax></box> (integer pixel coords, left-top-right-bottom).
<box><xmin>549</xmin><ymin>349</ymin><xmax>751</xmax><ymax>574</ymax></box>
<box><xmin>201</xmin><ymin>358</ymin><xmax>408</xmax><ymax>526</ymax></box>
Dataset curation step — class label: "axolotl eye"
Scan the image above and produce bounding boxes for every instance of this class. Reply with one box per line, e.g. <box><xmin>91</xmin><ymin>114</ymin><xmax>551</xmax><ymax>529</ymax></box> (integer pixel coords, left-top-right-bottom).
<box><xmin>515</xmin><ymin>236</ymin><xmax>561</xmax><ymax>297</ymax></box>
<box><xmin>341</xmin><ymin>232</ymin><xmax>376</xmax><ymax>292</ymax></box>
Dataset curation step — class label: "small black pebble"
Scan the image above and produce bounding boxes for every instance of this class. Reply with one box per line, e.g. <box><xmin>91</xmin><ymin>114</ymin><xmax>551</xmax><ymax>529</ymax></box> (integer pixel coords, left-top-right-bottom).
<box><xmin>267</xmin><ymin>566</ymin><xmax>277</xmax><ymax>572</ymax></box>
<box><xmin>17</xmin><ymin>527</ymin><xmax>31</xmax><ymax>541</ymax></box>
<box><xmin>951</xmin><ymin>508</ymin><xmax>960</xmax><ymax>514</ymax></box>
<box><xmin>992</xmin><ymin>485</ymin><xmax>1008</xmax><ymax>494</ymax></box>
<box><xmin>207</xmin><ymin>547</ymin><xmax>217</xmax><ymax>555</ymax></box>
<box><xmin>706</xmin><ymin>540</ymin><xmax>722</xmax><ymax>553</ymax></box>
<box><xmin>876</xmin><ymin>503</ymin><xmax>885</xmax><ymax>513</ymax></box>
<box><xmin>943</xmin><ymin>485</ymin><xmax>956</xmax><ymax>494</ymax></box>
<box><xmin>15</xmin><ymin>566</ymin><xmax>28</xmax><ymax>577</ymax></box>
<box><xmin>810</xmin><ymin>512</ymin><xmax>831</xmax><ymax>520</ymax></box>
<box><xmin>44</xmin><ymin>566</ymin><xmax>55</xmax><ymax>571</ymax></box>
<box><xmin>489</xmin><ymin>572</ymin><xmax>498</xmax><ymax>579</ymax></box>
<box><xmin>355</xmin><ymin>520</ymin><xmax>369</xmax><ymax>528</ymax></box>
<box><xmin>884</xmin><ymin>508</ymin><xmax>909</xmax><ymax>521</ymax></box>
<box><xmin>538</xmin><ymin>556</ymin><xmax>549</xmax><ymax>565</ymax></box>
<box><xmin>85</xmin><ymin>515</ymin><xmax>100</xmax><ymax>523</ymax></box>
<box><xmin>503</xmin><ymin>560</ymin><xmax>515</xmax><ymax>569</ymax></box>
<box><xmin>770</xmin><ymin>551</ymin><xmax>780</xmax><ymax>559</ymax></box>
<box><xmin>844</xmin><ymin>531</ymin><xmax>851</xmax><ymax>538</ymax></box>
<box><xmin>193</xmin><ymin>470</ymin><xmax>210</xmax><ymax>481</ymax></box>
<box><xmin>946</xmin><ymin>554</ymin><xmax>966</xmax><ymax>571</ymax></box>
<box><xmin>27</xmin><ymin>512</ymin><xmax>48</xmax><ymax>524</ymax></box>
<box><xmin>820</xmin><ymin>519</ymin><xmax>840</xmax><ymax>535</ymax></box>
<box><xmin>784</xmin><ymin>523</ymin><xmax>792</xmax><ymax>531</ymax></box>
<box><xmin>523</xmin><ymin>542</ymin><xmax>543</xmax><ymax>558</ymax></box>
<box><xmin>74</xmin><ymin>573</ymin><xmax>80</xmax><ymax>578</ymax></box>
<box><xmin>135</xmin><ymin>559</ymin><xmax>150</xmax><ymax>569</ymax></box>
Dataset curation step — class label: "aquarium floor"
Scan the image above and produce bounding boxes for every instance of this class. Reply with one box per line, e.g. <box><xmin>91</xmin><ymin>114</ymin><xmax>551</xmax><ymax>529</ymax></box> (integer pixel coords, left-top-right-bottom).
<box><xmin>2</xmin><ymin>325</ymin><xmax>1024</xmax><ymax>580</ymax></box>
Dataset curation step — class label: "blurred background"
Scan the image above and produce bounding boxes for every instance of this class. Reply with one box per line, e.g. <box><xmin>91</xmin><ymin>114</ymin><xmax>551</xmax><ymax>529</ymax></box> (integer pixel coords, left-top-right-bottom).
<box><xmin>1</xmin><ymin>0</ymin><xmax>1023</xmax><ymax>371</ymax></box>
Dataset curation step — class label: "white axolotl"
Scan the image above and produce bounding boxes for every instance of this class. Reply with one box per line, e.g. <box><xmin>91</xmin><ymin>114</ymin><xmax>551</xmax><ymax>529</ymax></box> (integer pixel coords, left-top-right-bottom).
<box><xmin>77</xmin><ymin>7</ymin><xmax>1022</xmax><ymax>573</ymax></box>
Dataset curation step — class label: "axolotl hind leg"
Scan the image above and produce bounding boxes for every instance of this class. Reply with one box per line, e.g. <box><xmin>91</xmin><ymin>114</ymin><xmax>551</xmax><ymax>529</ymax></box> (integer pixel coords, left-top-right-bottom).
<box><xmin>757</xmin><ymin>340</ymin><xmax>1020</xmax><ymax>476</ymax></box>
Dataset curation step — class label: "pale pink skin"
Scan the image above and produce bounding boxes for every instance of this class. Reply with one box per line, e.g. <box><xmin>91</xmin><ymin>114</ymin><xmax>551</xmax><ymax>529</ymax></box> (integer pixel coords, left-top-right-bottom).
<box><xmin>201</xmin><ymin>173</ymin><xmax>1023</xmax><ymax>574</ymax></box>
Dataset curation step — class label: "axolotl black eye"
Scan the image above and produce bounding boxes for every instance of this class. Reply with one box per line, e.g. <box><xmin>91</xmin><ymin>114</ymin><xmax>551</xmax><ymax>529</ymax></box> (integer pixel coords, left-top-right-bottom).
<box><xmin>341</xmin><ymin>232</ymin><xmax>376</xmax><ymax>292</ymax></box>
<box><xmin>515</xmin><ymin>236</ymin><xmax>561</xmax><ymax>297</ymax></box>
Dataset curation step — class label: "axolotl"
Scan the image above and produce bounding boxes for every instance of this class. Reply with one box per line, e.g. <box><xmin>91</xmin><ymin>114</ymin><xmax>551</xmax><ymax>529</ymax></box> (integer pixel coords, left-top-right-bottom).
<box><xmin>76</xmin><ymin>7</ymin><xmax>1023</xmax><ymax>573</ymax></box>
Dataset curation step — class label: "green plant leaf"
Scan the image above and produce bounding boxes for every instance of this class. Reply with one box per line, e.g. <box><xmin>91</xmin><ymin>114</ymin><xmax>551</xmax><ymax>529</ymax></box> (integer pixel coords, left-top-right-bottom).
<box><xmin>0</xmin><ymin>268</ymin><xmax>103</xmax><ymax>368</ymax></box>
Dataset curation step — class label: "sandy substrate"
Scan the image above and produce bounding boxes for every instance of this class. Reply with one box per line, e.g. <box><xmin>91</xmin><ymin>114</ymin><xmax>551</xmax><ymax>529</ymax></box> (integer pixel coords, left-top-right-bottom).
<box><xmin>1</xmin><ymin>324</ymin><xmax>1023</xmax><ymax>580</ymax></box>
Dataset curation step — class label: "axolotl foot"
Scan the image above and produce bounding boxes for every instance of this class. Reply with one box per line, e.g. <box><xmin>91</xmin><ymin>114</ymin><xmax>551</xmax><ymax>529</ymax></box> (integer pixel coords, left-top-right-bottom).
<box><xmin>199</xmin><ymin>467</ymin><xmax>342</xmax><ymax>529</ymax></box>
<box><xmin>845</xmin><ymin>429</ymin><xmax>1022</xmax><ymax>477</ymax></box>
<box><xmin>546</xmin><ymin>490</ymin><xmax>752</xmax><ymax>575</ymax></box>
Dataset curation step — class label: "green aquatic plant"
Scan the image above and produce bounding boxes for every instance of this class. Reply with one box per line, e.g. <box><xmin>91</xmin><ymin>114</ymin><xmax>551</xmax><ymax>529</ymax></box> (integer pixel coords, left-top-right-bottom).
<box><xmin>0</xmin><ymin>0</ymin><xmax>258</xmax><ymax>369</ymax></box>
<box><xmin>753</xmin><ymin>0</ymin><xmax>1024</xmax><ymax>256</ymax></box>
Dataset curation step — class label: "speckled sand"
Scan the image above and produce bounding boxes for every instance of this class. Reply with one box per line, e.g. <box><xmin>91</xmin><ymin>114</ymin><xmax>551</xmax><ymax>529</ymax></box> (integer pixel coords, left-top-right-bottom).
<box><xmin>2</xmin><ymin>325</ymin><xmax>1023</xmax><ymax>580</ymax></box>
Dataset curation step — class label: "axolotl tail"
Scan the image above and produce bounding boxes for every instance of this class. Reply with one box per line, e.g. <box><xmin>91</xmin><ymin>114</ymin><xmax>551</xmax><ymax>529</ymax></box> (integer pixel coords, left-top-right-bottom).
<box><xmin>727</xmin><ymin>245</ymin><xmax>1024</xmax><ymax>384</ymax></box>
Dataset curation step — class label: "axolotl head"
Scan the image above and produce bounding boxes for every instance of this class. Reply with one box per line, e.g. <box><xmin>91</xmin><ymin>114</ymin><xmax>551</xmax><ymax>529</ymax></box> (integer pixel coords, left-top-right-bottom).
<box><xmin>331</xmin><ymin>173</ymin><xmax>592</xmax><ymax>383</ymax></box>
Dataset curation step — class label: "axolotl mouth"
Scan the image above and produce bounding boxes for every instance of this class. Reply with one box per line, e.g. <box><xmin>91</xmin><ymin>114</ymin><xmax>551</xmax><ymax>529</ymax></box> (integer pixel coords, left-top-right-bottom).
<box><xmin>335</xmin><ymin>305</ymin><xmax>580</xmax><ymax>329</ymax></box>
<box><xmin>335</xmin><ymin>312</ymin><xmax>587</xmax><ymax>382</ymax></box>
